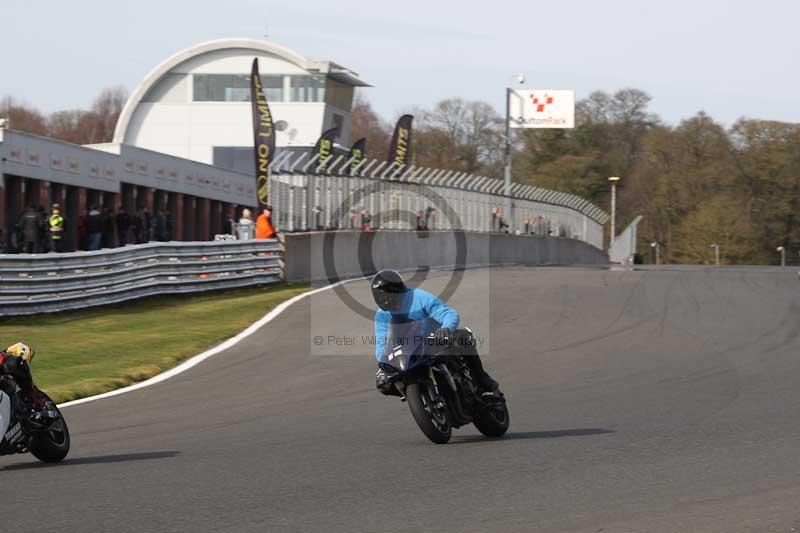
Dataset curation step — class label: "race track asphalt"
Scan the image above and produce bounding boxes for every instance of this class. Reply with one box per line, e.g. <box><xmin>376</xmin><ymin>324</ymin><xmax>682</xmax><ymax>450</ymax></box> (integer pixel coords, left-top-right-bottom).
<box><xmin>3</xmin><ymin>265</ymin><xmax>800</xmax><ymax>532</ymax></box>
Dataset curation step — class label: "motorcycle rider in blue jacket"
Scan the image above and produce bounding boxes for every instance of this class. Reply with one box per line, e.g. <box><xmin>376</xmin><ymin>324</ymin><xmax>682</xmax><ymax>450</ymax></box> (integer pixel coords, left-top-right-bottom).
<box><xmin>372</xmin><ymin>269</ymin><xmax>498</xmax><ymax>394</ymax></box>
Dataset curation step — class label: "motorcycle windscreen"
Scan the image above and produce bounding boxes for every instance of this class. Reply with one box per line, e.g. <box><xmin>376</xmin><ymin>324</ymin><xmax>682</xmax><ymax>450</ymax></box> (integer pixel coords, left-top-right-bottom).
<box><xmin>378</xmin><ymin>320</ymin><xmax>431</xmax><ymax>371</ymax></box>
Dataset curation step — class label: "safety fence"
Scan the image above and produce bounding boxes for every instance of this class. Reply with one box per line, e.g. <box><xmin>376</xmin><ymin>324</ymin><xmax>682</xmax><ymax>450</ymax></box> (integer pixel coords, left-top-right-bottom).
<box><xmin>0</xmin><ymin>240</ymin><xmax>281</xmax><ymax>316</ymax></box>
<box><xmin>267</xmin><ymin>152</ymin><xmax>609</xmax><ymax>249</ymax></box>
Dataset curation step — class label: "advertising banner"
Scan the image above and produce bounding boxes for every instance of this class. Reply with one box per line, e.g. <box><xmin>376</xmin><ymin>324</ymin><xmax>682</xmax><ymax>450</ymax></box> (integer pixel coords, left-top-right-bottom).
<box><xmin>388</xmin><ymin>114</ymin><xmax>413</xmax><ymax>166</ymax></box>
<box><xmin>314</xmin><ymin>127</ymin><xmax>339</xmax><ymax>174</ymax></box>
<box><xmin>348</xmin><ymin>137</ymin><xmax>366</xmax><ymax>175</ymax></box>
<box><xmin>508</xmin><ymin>90</ymin><xmax>575</xmax><ymax>129</ymax></box>
<box><xmin>250</xmin><ymin>58</ymin><xmax>275</xmax><ymax>208</ymax></box>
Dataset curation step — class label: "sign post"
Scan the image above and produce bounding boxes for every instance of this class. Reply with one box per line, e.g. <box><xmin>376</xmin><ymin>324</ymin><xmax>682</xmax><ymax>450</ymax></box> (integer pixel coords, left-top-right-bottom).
<box><xmin>505</xmin><ymin>89</ymin><xmax>575</xmax><ymax>232</ymax></box>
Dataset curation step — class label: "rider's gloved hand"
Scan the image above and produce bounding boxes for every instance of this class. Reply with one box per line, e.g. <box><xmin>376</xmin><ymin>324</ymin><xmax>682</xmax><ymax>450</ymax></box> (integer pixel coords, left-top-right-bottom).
<box><xmin>431</xmin><ymin>327</ymin><xmax>453</xmax><ymax>344</ymax></box>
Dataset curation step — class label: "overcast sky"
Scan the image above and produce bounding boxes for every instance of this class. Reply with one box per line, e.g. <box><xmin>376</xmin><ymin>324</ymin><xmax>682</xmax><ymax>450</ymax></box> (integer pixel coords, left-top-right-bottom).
<box><xmin>2</xmin><ymin>0</ymin><xmax>799</xmax><ymax>126</ymax></box>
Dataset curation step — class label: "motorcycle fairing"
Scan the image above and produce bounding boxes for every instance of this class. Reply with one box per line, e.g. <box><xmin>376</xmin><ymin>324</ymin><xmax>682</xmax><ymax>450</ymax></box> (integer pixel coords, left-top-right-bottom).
<box><xmin>0</xmin><ymin>390</ymin><xmax>11</xmax><ymax>445</ymax></box>
<box><xmin>378</xmin><ymin>320</ymin><xmax>435</xmax><ymax>372</ymax></box>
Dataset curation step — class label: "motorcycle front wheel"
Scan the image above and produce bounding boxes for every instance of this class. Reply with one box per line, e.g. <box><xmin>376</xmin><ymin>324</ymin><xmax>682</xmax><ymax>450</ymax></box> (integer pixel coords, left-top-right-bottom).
<box><xmin>406</xmin><ymin>382</ymin><xmax>451</xmax><ymax>444</ymax></box>
<box><xmin>473</xmin><ymin>394</ymin><xmax>510</xmax><ymax>438</ymax></box>
<box><xmin>30</xmin><ymin>395</ymin><xmax>70</xmax><ymax>463</ymax></box>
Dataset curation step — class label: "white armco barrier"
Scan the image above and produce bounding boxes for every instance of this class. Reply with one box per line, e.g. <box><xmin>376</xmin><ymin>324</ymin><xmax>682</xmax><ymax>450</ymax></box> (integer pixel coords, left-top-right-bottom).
<box><xmin>0</xmin><ymin>240</ymin><xmax>281</xmax><ymax>316</ymax></box>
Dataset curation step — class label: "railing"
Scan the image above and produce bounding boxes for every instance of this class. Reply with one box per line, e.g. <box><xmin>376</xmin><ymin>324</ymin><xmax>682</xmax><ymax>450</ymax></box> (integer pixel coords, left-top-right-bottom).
<box><xmin>0</xmin><ymin>240</ymin><xmax>281</xmax><ymax>316</ymax></box>
<box><xmin>267</xmin><ymin>152</ymin><xmax>609</xmax><ymax>250</ymax></box>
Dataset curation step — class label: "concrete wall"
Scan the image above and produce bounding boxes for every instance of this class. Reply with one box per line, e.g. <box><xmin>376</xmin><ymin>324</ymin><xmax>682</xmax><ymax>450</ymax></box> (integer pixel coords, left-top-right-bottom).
<box><xmin>609</xmin><ymin>215</ymin><xmax>643</xmax><ymax>264</ymax></box>
<box><xmin>281</xmin><ymin>230</ymin><xmax>608</xmax><ymax>283</ymax></box>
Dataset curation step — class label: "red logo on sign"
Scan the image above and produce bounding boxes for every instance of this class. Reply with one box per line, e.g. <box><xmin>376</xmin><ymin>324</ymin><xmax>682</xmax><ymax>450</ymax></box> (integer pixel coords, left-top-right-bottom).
<box><xmin>529</xmin><ymin>94</ymin><xmax>554</xmax><ymax>113</ymax></box>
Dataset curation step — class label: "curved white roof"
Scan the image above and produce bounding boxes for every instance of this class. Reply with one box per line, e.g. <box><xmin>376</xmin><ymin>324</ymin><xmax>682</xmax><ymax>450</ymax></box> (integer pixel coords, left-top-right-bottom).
<box><xmin>113</xmin><ymin>38</ymin><xmax>367</xmax><ymax>144</ymax></box>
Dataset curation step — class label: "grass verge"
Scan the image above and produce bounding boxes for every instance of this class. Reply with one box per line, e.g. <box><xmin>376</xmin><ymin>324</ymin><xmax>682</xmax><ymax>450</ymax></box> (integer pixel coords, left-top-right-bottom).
<box><xmin>0</xmin><ymin>284</ymin><xmax>310</xmax><ymax>403</ymax></box>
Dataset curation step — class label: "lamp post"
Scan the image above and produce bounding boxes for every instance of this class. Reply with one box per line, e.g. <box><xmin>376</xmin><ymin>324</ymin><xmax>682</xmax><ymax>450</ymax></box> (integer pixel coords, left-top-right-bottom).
<box><xmin>650</xmin><ymin>241</ymin><xmax>661</xmax><ymax>265</ymax></box>
<box><xmin>504</xmin><ymin>73</ymin><xmax>525</xmax><ymax>234</ymax></box>
<box><xmin>608</xmin><ymin>176</ymin><xmax>620</xmax><ymax>251</ymax></box>
<box><xmin>709</xmin><ymin>243</ymin><xmax>720</xmax><ymax>266</ymax></box>
<box><xmin>777</xmin><ymin>246</ymin><xmax>786</xmax><ymax>266</ymax></box>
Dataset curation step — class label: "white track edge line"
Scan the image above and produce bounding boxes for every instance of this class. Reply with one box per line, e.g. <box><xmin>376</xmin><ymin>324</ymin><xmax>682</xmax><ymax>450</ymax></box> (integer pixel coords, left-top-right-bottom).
<box><xmin>57</xmin><ymin>279</ymin><xmax>357</xmax><ymax>409</ymax></box>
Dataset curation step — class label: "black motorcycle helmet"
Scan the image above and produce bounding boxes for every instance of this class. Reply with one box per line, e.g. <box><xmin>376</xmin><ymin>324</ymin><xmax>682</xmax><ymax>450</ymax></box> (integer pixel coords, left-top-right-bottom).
<box><xmin>371</xmin><ymin>269</ymin><xmax>407</xmax><ymax>312</ymax></box>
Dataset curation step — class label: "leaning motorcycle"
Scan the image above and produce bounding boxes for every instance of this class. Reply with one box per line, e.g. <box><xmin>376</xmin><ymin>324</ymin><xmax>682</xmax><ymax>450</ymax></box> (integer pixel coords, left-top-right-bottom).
<box><xmin>0</xmin><ymin>377</ymin><xmax>70</xmax><ymax>463</ymax></box>
<box><xmin>379</xmin><ymin>320</ymin><xmax>509</xmax><ymax>444</ymax></box>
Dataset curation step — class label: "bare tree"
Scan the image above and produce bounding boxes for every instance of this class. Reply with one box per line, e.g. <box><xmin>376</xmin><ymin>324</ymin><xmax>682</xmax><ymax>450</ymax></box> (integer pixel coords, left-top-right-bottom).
<box><xmin>81</xmin><ymin>86</ymin><xmax>128</xmax><ymax>144</ymax></box>
<box><xmin>47</xmin><ymin>110</ymin><xmax>87</xmax><ymax>144</ymax></box>
<box><xmin>349</xmin><ymin>92</ymin><xmax>391</xmax><ymax>159</ymax></box>
<box><xmin>0</xmin><ymin>97</ymin><xmax>48</xmax><ymax>136</ymax></box>
<box><xmin>1</xmin><ymin>87</ymin><xmax>128</xmax><ymax>144</ymax></box>
<box><xmin>416</xmin><ymin>98</ymin><xmax>503</xmax><ymax>175</ymax></box>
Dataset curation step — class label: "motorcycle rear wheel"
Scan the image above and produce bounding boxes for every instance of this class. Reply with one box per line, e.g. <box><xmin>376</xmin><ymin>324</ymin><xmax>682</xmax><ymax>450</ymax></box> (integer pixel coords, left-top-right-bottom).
<box><xmin>406</xmin><ymin>383</ymin><xmax>451</xmax><ymax>444</ymax></box>
<box><xmin>30</xmin><ymin>397</ymin><xmax>70</xmax><ymax>463</ymax></box>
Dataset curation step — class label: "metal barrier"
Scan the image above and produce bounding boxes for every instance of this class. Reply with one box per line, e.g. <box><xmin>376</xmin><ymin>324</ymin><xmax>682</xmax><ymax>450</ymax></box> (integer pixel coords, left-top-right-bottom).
<box><xmin>268</xmin><ymin>152</ymin><xmax>609</xmax><ymax>249</ymax></box>
<box><xmin>0</xmin><ymin>240</ymin><xmax>281</xmax><ymax>316</ymax></box>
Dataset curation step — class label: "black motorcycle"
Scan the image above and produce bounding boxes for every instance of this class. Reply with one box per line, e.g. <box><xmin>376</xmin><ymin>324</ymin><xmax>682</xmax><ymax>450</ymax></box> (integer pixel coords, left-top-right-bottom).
<box><xmin>378</xmin><ymin>320</ymin><xmax>509</xmax><ymax>444</ymax></box>
<box><xmin>0</xmin><ymin>377</ymin><xmax>70</xmax><ymax>463</ymax></box>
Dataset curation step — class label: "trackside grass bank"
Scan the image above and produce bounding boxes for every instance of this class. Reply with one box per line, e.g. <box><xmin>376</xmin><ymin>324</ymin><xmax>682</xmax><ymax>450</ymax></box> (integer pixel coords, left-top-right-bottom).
<box><xmin>0</xmin><ymin>284</ymin><xmax>310</xmax><ymax>403</ymax></box>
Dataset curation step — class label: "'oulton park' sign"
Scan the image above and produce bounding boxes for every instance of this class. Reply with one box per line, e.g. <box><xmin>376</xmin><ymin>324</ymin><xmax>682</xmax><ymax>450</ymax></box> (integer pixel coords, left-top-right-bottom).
<box><xmin>509</xmin><ymin>90</ymin><xmax>575</xmax><ymax>129</ymax></box>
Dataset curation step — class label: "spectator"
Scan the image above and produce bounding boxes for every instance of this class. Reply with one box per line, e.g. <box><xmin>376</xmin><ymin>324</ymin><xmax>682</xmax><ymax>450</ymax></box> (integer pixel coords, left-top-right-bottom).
<box><xmin>101</xmin><ymin>208</ymin><xmax>115</xmax><ymax>248</ymax></box>
<box><xmin>86</xmin><ymin>205</ymin><xmax>103</xmax><ymax>251</ymax></box>
<box><xmin>132</xmin><ymin>209</ymin><xmax>146</xmax><ymax>244</ymax></box>
<box><xmin>11</xmin><ymin>222</ymin><xmax>21</xmax><ymax>253</ymax></box>
<box><xmin>116</xmin><ymin>207</ymin><xmax>131</xmax><ymax>246</ymax></box>
<box><xmin>153</xmin><ymin>209</ymin><xmax>168</xmax><ymax>242</ymax></box>
<box><xmin>19</xmin><ymin>205</ymin><xmax>42</xmax><ymax>253</ymax></box>
<box><xmin>77</xmin><ymin>211</ymin><xmax>88</xmax><ymax>250</ymax></box>
<box><xmin>237</xmin><ymin>208</ymin><xmax>255</xmax><ymax>240</ymax></box>
<box><xmin>139</xmin><ymin>208</ymin><xmax>153</xmax><ymax>241</ymax></box>
<box><xmin>491</xmin><ymin>207</ymin><xmax>500</xmax><ymax>232</ymax></box>
<box><xmin>165</xmin><ymin>210</ymin><xmax>174</xmax><ymax>241</ymax></box>
<box><xmin>361</xmin><ymin>209</ymin><xmax>372</xmax><ymax>232</ymax></box>
<box><xmin>425</xmin><ymin>207</ymin><xmax>436</xmax><ymax>230</ymax></box>
<box><xmin>48</xmin><ymin>203</ymin><xmax>66</xmax><ymax>253</ymax></box>
<box><xmin>312</xmin><ymin>205</ymin><xmax>324</xmax><ymax>230</ymax></box>
<box><xmin>36</xmin><ymin>206</ymin><xmax>48</xmax><ymax>252</ymax></box>
<box><xmin>225</xmin><ymin>213</ymin><xmax>236</xmax><ymax>236</ymax></box>
<box><xmin>131</xmin><ymin>210</ymin><xmax>141</xmax><ymax>244</ymax></box>
<box><xmin>416</xmin><ymin>210</ymin><xmax>427</xmax><ymax>231</ymax></box>
<box><xmin>256</xmin><ymin>206</ymin><xmax>275</xmax><ymax>239</ymax></box>
<box><xmin>498</xmin><ymin>216</ymin><xmax>509</xmax><ymax>234</ymax></box>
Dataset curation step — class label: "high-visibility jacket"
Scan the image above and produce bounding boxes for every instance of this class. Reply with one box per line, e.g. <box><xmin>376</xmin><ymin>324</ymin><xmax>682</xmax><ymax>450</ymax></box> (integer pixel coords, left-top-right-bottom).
<box><xmin>48</xmin><ymin>213</ymin><xmax>65</xmax><ymax>240</ymax></box>
<box><xmin>255</xmin><ymin>213</ymin><xmax>275</xmax><ymax>239</ymax></box>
